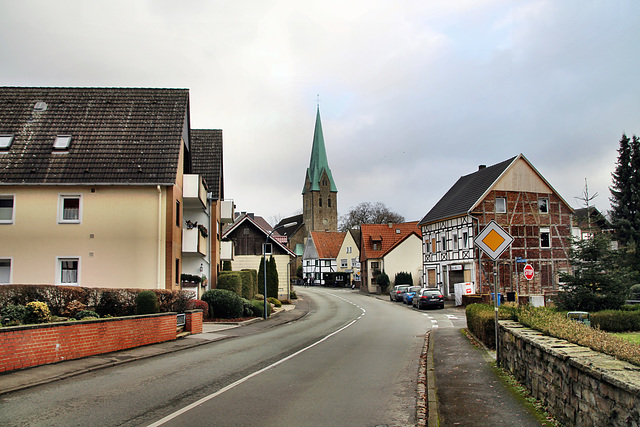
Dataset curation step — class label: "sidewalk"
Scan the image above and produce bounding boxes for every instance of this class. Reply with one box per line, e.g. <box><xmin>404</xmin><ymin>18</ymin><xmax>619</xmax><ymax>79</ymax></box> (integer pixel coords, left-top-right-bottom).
<box><xmin>0</xmin><ymin>302</ymin><xmax>307</xmax><ymax>396</ymax></box>
<box><xmin>429</xmin><ymin>324</ymin><xmax>543</xmax><ymax>426</ymax></box>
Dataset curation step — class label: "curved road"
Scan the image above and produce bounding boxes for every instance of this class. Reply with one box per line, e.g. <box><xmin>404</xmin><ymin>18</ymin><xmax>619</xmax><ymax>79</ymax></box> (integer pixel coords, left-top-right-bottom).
<box><xmin>0</xmin><ymin>288</ymin><xmax>464</xmax><ymax>426</ymax></box>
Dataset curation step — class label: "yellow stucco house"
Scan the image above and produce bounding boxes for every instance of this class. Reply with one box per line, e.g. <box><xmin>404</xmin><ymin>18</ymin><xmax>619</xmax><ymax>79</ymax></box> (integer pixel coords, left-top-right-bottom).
<box><xmin>0</xmin><ymin>87</ymin><xmax>232</xmax><ymax>296</ymax></box>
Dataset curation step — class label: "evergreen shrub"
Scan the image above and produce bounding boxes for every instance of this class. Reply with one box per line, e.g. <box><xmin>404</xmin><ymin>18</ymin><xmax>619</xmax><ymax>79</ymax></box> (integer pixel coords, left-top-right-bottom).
<box><xmin>240</xmin><ymin>298</ymin><xmax>254</xmax><ymax>317</ymax></box>
<box><xmin>136</xmin><ymin>290</ymin><xmax>159</xmax><ymax>315</ymax></box>
<box><xmin>24</xmin><ymin>301</ymin><xmax>51</xmax><ymax>324</ymax></box>
<box><xmin>250</xmin><ymin>299</ymin><xmax>271</xmax><ymax>318</ymax></box>
<box><xmin>1</xmin><ymin>304</ymin><xmax>26</xmax><ymax>326</ymax></box>
<box><xmin>75</xmin><ymin>310</ymin><xmax>100</xmax><ymax>320</ymax></box>
<box><xmin>590</xmin><ymin>310</ymin><xmax>640</xmax><ymax>332</ymax></box>
<box><xmin>268</xmin><ymin>297</ymin><xmax>281</xmax><ymax>308</ymax></box>
<box><xmin>217</xmin><ymin>273</ymin><xmax>243</xmax><ymax>296</ymax></box>
<box><xmin>201</xmin><ymin>289</ymin><xmax>243</xmax><ymax>319</ymax></box>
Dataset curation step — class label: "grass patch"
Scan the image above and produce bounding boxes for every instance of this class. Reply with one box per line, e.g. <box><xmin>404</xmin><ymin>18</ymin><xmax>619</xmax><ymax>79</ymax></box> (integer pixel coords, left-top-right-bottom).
<box><xmin>614</xmin><ymin>332</ymin><xmax>640</xmax><ymax>345</ymax></box>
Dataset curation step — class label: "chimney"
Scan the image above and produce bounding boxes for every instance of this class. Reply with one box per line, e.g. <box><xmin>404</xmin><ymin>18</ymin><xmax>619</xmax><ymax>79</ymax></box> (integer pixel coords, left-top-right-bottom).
<box><xmin>478</xmin><ymin>165</ymin><xmax>486</xmax><ymax>170</ymax></box>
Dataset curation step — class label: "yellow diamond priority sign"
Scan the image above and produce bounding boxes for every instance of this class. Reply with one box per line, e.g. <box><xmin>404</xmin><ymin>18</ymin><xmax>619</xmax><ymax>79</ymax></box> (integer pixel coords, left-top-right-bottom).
<box><xmin>475</xmin><ymin>220</ymin><xmax>513</xmax><ymax>261</ymax></box>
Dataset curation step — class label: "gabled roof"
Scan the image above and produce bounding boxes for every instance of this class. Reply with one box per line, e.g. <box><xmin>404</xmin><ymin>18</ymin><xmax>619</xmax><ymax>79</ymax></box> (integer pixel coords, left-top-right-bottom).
<box><xmin>418</xmin><ymin>157</ymin><xmax>516</xmax><ymax>226</ymax></box>
<box><xmin>222</xmin><ymin>212</ymin><xmax>295</xmax><ymax>256</ymax></box>
<box><xmin>309</xmin><ymin>231</ymin><xmax>346</xmax><ymax>259</ymax></box>
<box><xmin>275</xmin><ymin>214</ymin><xmax>304</xmax><ymax>239</ymax></box>
<box><xmin>360</xmin><ymin>222</ymin><xmax>421</xmax><ymax>260</ymax></box>
<box><xmin>0</xmin><ymin>87</ymin><xmax>189</xmax><ymax>185</ymax></box>
<box><xmin>418</xmin><ymin>154</ymin><xmax>573</xmax><ymax>226</ymax></box>
<box><xmin>302</xmin><ymin>107</ymin><xmax>337</xmax><ymax>193</ymax></box>
<box><xmin>191</xmin><ymin>129</ymin><xmax>223</xmax><ymax>199</ymax></box>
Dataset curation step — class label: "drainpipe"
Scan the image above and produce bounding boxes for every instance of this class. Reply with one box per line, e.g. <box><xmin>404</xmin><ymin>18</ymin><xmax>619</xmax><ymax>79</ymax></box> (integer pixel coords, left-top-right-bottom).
<box><xmin>157</xmin><ymin>185</ymin><xmax>163</xmax><ymax>290</ymax></box>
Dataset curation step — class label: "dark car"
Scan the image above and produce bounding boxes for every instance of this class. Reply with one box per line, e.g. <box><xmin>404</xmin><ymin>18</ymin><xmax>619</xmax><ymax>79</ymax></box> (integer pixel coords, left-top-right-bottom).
<box><xmin>413</xmin><ymin>288</ymin><xmax>445</xmax><ymax>309</ymax></box>
<box><xmin>390</xmin><ymin>284</ymin><xmax>411</xmax><ymax>302</ymax></box>
<box><xmin>403</xmin><ymin>286</ymin><xmax>422</xmax><ymax>305</ymax></box>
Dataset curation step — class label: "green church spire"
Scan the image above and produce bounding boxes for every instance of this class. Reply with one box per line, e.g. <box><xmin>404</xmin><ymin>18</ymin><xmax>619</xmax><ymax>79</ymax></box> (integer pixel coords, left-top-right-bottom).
<box><xmin>303</xmin><ymin>107</ymin><xmax>337</xmax><ymax>194</ymax></box>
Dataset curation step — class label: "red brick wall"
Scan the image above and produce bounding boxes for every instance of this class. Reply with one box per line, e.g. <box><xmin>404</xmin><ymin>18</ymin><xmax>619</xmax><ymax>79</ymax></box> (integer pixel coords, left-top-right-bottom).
<box><xmin>184</xmin><ymin>310</ymin><xmax>203</xmax><ymax>334</ymax></box>
<box><xmin>0</xmin><ymin>313</ymin><xmax>177</xmax><ymax>373</ymax></box>
<box><xmin>476</xmin><ymin>190</ymin><xmax>573</xmax><ymax>294</ymax></box>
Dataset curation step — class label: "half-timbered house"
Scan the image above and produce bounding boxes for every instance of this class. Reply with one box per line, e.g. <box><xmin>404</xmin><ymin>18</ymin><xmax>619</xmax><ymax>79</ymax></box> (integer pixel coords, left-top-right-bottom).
<box><xmin>418</xmin><ymin>154</ymin><xmax>574</xmax><ymax>299</ymax></box>
<box><xmin>302</xmin><ymin>231</ymin><xmax>346</xmax><ymax>286</ymax></box>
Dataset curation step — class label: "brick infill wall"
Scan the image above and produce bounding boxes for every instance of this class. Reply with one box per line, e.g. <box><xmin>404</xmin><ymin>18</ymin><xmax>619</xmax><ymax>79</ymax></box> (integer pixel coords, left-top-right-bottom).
<box><xmin>0</xmin><ymin>313</ymin><xmax>178</xmax><ymax>373</ymax></box>
<box><xmin>499</xmin><ymin>320</ymin><xmax>640</xmax><ymax>426</ymax></box>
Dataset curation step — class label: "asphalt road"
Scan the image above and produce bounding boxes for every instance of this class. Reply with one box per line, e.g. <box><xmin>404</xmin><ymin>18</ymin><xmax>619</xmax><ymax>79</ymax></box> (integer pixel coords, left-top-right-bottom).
<box><xmin>0</xmin><ymin>288</ymin><xmax>463</xmax><ymax>427</ymax></box>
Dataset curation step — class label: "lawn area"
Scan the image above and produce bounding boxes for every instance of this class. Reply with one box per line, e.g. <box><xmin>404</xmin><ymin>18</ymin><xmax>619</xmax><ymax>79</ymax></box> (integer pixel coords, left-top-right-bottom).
<box><xmin>614</xmin><ymin>332</ymin><xmax>640</xmax><ymax>345</ymax></box>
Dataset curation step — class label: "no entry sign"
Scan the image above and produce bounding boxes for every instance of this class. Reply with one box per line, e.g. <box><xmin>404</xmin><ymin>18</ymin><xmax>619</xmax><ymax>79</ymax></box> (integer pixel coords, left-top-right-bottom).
<box><xmin>523</xmin><ymin>264</ymin><xmax>534</xmax><ymax>280</ymax></box>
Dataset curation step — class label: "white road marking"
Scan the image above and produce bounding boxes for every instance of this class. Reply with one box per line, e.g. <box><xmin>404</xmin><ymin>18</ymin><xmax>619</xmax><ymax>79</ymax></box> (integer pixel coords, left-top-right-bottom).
<box><xmin>147</xmin><ymin>289</ymin><xmax>365</xmax><ymax>427</ymax></box>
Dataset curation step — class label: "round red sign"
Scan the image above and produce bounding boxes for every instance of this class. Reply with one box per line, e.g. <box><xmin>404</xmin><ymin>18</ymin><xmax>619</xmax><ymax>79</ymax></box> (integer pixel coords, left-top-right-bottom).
<box><xmin>523</xmin><ymin>264</ymin><xmax>535</xmax><ymax>280</ymax></box>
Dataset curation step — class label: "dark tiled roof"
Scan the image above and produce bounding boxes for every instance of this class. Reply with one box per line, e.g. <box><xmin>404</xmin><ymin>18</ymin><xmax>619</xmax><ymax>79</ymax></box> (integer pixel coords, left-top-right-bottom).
<box><xmin>191</xmin><ymin>129</ymin><xmax>223</xmax><ymax>199</ymax></box>
<box><xmin>275</xmin><ymin>214</ymin><xmax>304</xmax><ymax>238</ymax></box>
<box><xmin>0</xmin><ymin>87</ymin><xmax>189</xmax><ymax>185</ymax></box>
<box><xmin>418</xmin><ymin>157</ymin><xmax>517</xmax><ymax>225</ymax></box>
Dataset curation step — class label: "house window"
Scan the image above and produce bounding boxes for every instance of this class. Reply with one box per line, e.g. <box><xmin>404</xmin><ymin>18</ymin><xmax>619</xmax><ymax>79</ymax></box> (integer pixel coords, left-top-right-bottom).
<box><xmin>0</xmin><ymin>135</ymin><xmax>14</xmax><ymax>150</ymax></box>
<box><xmin>431</xmin><ymin>238</ymin><xmax>436</xmax><ymax>253</ymax></box>
<box><xmin>58</xmin><ymin>258</ymin><xmax>79</xmax><ymax>285</ymax></box>
<box><xmin>538</xmin><ymin>198</ymin><xmax>549</xmax><ymax>214</ymax></box>
<box><xmin>346</xmin><ymin>246</ymin><xmax>352</xmax><ymax>254</ymax></box>
<box><xmin>175</xmin><ymin>258</ymin><xmax>180</xmax><ymax>284</ymax></box>
<box><xmin>341</xmin><ymin>259</ymin><xmax>347</xmax><ymax>268</ymax></box>
<box><xmin>315</xmin><ymin>259</ymin><xmax>319</xmax><ymax>267</ymax></box>
<box><xmin>351</xmin><ymin>258</ymin><xmax>358</xmax><ymax>267</ymax></box>
<box><xmin>176</xmin><ymin>200</ymin><xmax>181</xmax><ymax>227</ymax></box>
<box><xmin>53</xmin><ymin>135</ymin><xmax>72</xmax><ymax>150</ymax></box>
<box><xmin>0</xmin><ymin>195</ymin><xmax>14</xmax><ymax>223</ymax></box>
<box><xmin>328</xmin><ymin>197</ymin><xmax>331</xmax><ymax>208</ymax></box>
<box><xmin>371</xmin><ymin>261</ymin><xmax>380</xmax><ymax>270</ymax></box>
<box><xmin>324</xmin><ymin>260</ymin><xmax>331</xmax><ymax>267</ymax></box>
<box><xmin>59</xmin><ymin>195</ymin><xmax>81</xmax><ymax>223</ymax></box>
<box><xmin>319</xmin><ymin>197</ymin><xmax>322</xmax><ymax>207</ymax></box>
<box><xmin>540</xmin><ymin>228</ymin><xmax>551</xmax><ymax>248</ymax></box>
<box><xmin>441</xmin><ymin>236</ymin><xmax>447</xmax><ymax>251</ymax></box>
<box><xmin>263</xmin><ymin>243</ymin><xmax>272</xmax><ymax>255</ymax></box>
<box><xmin>462</xmin><ymin>232</ymin><xmax>469</xmax><ymax>248</ymax></box>
<box><xmin>0</xmin><ymin>259</ymin><xmax>11</xmax><ymax>284</ymax></box>
<box><xmin>496</xmin><ymin>197</ymin><xmax>506</xmax><ymax>213</ymax></box>
<box><xmin>452</xmin><ymin>233</ymin><xmax>458</xmax><ymax>250</ymax></box>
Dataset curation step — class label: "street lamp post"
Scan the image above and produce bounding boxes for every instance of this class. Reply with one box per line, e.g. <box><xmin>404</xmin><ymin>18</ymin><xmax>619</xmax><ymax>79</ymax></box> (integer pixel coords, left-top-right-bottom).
<box><xmin>263</xmin><ymin>221</ymin><xmax>300</xmax><ymax>320</ymax></box>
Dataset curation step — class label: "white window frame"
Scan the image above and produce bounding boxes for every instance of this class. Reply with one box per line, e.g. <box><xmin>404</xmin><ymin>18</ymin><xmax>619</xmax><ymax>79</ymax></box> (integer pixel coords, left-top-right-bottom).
<box><xmin>540</xmin><ymin>228</ymin><xmax>551</xmax><ymax>248</ymax></box>
<box><xmin>538</xmin><ymin>197</ymin><xmax>549</xmax><ymax>214</ymax></box>
<box><xmin>0</xmin><ymin>194</ymin><xmax>15</xmax><ymax>224</ymax></box>
<box><xmin>0</xmin><ymin>258</ymin><xmax>12</xmax><ymax>284</ymax></box>
<box><xmin>341</xmin><ymin>258</ymin><xmax>348</xmax><ymax>268</ymax></box>
<box><xmin>0</xmin><ymin>134</ymin><xmax>14</xmax><ymax>150</ymax></box>
<box><xmin>346</xmin><ymin>246</ymin><xmax>352</xmax><ymax>254</ymax></box>
<box><xmin>58</xmin><ymin>194</ymin><xmax>82</xmax><ymax>224</ymax></box>
<box><xmin>56</xmin><ymin>257</ymin><xmax>80</xmax><ymax>286</ymax></box>
<box><xmin>462</xmin><ymin>231</ymin><xmax>469</xmax><ymax>249</ymax></box>
<box><xmin>496</xmin><ymin>197</ymin><xmax>507</xmax><ymax>213</ymax></box>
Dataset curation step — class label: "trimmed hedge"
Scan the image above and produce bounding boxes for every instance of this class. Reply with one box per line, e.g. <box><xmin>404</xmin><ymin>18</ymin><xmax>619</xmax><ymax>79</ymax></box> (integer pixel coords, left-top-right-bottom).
<box><xmin>242</xmin><ymin>269</ymin><xmax>259</xmax><ymax>298</ymax></box>
<box><xmin>202</xmin><ymin>289</ymin><xmax>243</xmax><ymax>319</ymax></box>
<box><xmin>591</xmin><ymin>310</ymin><xmax>640</xmax><ymax>332</ymax></box>
<box><xmin>0</xmin><ymin>284</ymin><xmax>194</xmax><ymax>317</ymax></box>
<box><xmin>465</xmin><ymin>303</ymin><xmax>515</xmax><ymax>349</ymax></box>
<box><xmin>217</xmin><ymin>272</ymin><xmax>243</xmax><ymax>297</ymax></box>
<box><xmin>250</xmin><ymin>299</ymin><xmax>272</xmax><ymax>318</ymax></box>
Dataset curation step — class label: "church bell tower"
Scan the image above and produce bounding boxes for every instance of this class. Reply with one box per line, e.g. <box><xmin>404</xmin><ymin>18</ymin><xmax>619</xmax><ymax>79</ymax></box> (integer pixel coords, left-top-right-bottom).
<box><xmin>303</xmin><ymin>107</ymin><xmax>338</xmax><ymax>232</ymax></box>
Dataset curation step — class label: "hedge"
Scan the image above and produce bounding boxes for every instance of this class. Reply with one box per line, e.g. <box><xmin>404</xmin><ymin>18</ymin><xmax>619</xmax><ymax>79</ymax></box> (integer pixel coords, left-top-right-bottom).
<box><xmin>217</xmin><ymin>272</ymin><xmax>243</xmax><ymax>296</ymax></box>
<box><xmin>0</xmin><ymin>284</ymin><xmax>194</xmax><ymax>317</ymax></box>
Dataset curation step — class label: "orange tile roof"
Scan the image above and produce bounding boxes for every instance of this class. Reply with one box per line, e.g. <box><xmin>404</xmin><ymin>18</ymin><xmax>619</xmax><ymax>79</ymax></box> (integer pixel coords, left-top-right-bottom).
<box><xmin>310</xmin><ymin>231</ymin><xmax>346</xmax><ymax>259</ymax></box>
<box><xmin>360</xmin><ymin>222</ymin><xmax>421</xmax><ymax>260</ymax></box>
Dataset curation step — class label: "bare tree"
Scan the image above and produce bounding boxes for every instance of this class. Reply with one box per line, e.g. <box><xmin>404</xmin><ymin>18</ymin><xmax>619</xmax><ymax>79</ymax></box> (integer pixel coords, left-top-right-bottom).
<box><xmin>338</xmin><ymin>202</ymin><xmax>405</xmax><ymax>231</ymax></box>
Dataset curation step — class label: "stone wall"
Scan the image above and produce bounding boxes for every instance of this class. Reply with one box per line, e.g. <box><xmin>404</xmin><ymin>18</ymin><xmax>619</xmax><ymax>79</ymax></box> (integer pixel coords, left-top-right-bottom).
<box><xmin>499</xmin><ymin>321</ymin><xmax>640</xmax><ymax>426</ymax></box>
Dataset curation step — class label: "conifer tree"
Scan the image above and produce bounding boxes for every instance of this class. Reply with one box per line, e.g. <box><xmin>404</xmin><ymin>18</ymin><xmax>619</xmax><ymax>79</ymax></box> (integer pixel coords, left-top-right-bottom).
<box><xmin>610</xmin><ymin>133</ymin><xmax>637</xmax><ymax>246</ymax></box>
<box><xmin>267</xmin><ymin>255</ymin><xmax>279</xmax><ymax>298</ymax></box>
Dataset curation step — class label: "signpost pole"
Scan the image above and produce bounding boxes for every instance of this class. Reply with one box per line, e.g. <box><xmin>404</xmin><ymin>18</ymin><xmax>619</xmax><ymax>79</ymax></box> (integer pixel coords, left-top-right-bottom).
<box><xmin>494</xmin><ymin>261</ymin><xmax>500</xmax><ymax>368</ymax></box>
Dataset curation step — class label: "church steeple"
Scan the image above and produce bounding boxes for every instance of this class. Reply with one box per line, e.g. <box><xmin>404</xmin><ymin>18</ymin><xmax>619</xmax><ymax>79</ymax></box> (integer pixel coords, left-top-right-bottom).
<box><xmin>302</xmin><ymin>106</ymin><xmax>338</xmax><ymax>232</ymax></box>
<box><xmin>303</xmin><ymin>107</ymin><xmax>337</xmax><ymax>194</ymax></box>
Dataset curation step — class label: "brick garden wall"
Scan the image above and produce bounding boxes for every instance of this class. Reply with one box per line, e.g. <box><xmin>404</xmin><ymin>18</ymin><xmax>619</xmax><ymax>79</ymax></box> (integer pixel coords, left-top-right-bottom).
<box><xmin>1</xmin><ymin>313</ymin><xmax>180</xmax><ymax>373</ymax></box>
<box><xmin>499</xmin><ymin>320</ymin><xmax>640</xmax><ymax>426</ymax></box>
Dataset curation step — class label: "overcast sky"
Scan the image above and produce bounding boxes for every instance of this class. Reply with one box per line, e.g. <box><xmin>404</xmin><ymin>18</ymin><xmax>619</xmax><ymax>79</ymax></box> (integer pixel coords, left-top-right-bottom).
<box><xmin>1</xmin><ymin>0</ymin><xmax>638</xmax><ymax>226</ymax></box>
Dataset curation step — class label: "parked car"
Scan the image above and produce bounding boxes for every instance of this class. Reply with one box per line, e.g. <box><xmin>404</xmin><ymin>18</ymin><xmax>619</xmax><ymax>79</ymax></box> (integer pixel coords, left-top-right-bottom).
<box><xmin>390</xmin><ymin>284</ymin><xmax>411</xmax><ymax>302</ymax></box>
<box><xmin>403</xmin><ymin>286</ymin><xmax>422</xmax><ymax>305</ymax></box>
<box><xmin>413</xmin><ymin>288</ymin><xmax>445</xmax><ymax>309</ymax></box>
